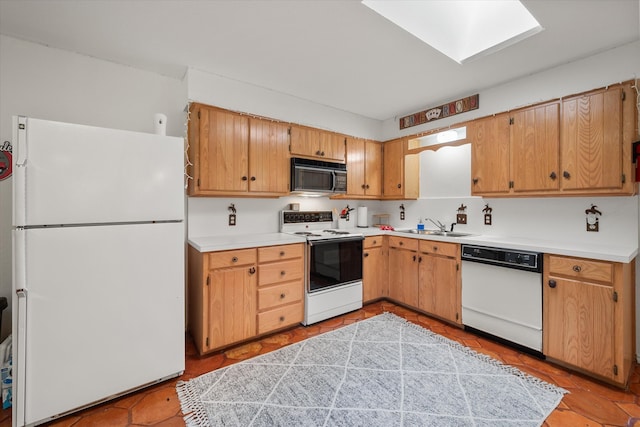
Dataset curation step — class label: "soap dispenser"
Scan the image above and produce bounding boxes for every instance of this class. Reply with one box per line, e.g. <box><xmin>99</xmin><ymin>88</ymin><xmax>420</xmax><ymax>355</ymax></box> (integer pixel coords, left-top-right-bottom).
<box><xmin>417</xmin><ymin>218</ymin><xmax>425</xmax><ymax>231</ymax></box>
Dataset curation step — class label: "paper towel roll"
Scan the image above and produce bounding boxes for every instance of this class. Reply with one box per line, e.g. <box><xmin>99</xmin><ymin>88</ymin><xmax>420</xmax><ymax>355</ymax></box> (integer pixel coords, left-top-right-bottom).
<box><xmin>357</xmin><ymin>207</ymin><xmax>368</xmax><ymax>228</ymax></box>
<box><xmin>154</xmin><ymin>113</ymin><xmax>167</xmax><ymax>136</ymax></box>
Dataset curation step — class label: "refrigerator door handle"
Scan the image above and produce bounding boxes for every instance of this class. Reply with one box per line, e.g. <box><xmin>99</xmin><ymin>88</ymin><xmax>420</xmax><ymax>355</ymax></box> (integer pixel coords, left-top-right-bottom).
<box><xmin>15</xmin><ymin>115</ymin><xmax>27</xmax><ymax>166</ymax></box>
<box><xmin>15</xmin><ymin>287</ymin><xmax>27</xmax><ymax>427</ymax></box>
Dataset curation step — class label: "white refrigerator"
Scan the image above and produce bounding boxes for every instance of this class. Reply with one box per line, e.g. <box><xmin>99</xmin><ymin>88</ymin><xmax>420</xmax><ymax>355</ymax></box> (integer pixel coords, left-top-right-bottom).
<box><xmin>11</xmin><ymin>116</ymin><xmax>185</xmax><ymax>426</ymax></box>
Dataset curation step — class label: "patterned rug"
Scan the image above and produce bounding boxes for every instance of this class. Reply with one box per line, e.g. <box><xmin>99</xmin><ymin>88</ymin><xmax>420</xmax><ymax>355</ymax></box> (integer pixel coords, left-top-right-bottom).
<box><xmin>177</xmin><ymin>312</ymin><xmax>566</xmax><ymax>426</ymax></box>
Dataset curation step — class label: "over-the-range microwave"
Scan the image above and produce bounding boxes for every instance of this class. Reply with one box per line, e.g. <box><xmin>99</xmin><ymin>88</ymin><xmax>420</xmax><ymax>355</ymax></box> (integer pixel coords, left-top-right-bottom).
<box><xmin>290</xmin><ymin>157</ymin><xmax>347</xmax><ymax>195</ymax></box>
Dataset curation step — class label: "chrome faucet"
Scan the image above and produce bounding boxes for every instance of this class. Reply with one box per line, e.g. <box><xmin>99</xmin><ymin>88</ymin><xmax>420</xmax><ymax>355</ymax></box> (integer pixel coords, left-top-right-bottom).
<box><xmin>426</xmin><ymin>218</ymin><xmax>447</xmax><ymax>232</ymax></box>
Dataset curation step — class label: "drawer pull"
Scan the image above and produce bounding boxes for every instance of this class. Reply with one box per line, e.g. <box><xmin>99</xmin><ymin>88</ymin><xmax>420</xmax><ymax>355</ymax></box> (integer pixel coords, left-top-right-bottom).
<box><xmin>279</xmin><ymin>316</ymin><xmax>285</xmax><ymax>322</ymax></box>
<box><xmin>363</xmin><ymin>252</ymin><xmax>369</xmax><ymax>258</ymax></box>
<box><xmin>572</xmin><ymin>265</ymin><xmax>582</xmax><ymax>273</ymax></box>
<box><xmin>248</xmin><ymin>267</ymin><xmax>256</xmax><ymax>275</ymax></box>
<box><xmin>280</xmin><ymin>270</ymin><xmax>286</xmax><ymax>276</ymax></box>
<box><xmin>548</xmin><ymin>280</ymin><xmax>557</xmax><ymax>288</ymax></box>
<box><xmin>280</xmin><ymin>293</ymin><xmax>286</xmax><ymax>299</ymax></box>
<box><xmin>231</xmin><ymin>256</ymin><xmax>238</xmax><ymax>263</ymax></box>
<box><xmin>279</xmin><ymin>251</ymin><xmax>285</xmax><ymax>256</ymax></box>
<box><xmin>399</xmin><ymin>241</ymin><xmax>403</xmax><ymax>246</ymax></box>
<box><xmin>373</xmin><ymin>240</ymin><xmax>377</xmax><ymax>245</ymax></box>
<box><xmin>433</xmin><ymin>246</ymin><xmax>438</xmax><ymax>251</ymax></box>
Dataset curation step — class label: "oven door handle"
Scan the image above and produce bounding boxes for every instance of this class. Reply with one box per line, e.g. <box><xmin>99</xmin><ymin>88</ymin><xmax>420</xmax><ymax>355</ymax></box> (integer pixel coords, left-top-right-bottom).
<box><xmin>309</xmin><ymin>236</ymin><xmax>364</xmax><ymax>246</ymax></box>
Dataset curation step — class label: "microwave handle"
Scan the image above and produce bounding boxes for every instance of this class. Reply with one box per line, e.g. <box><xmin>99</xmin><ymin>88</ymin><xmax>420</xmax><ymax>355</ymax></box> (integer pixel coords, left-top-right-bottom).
<box><xmin>331</xmin><ymin>171</ymin><xmax>337</xmax><ymax>192</ymax></box>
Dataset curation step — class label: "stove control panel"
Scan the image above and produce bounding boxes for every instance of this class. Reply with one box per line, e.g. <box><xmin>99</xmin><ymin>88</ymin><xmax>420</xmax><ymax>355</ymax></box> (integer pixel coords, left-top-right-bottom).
<box><xmin>282</xmin><ymin>210</ymin><xmax>333</xmax><ymax>224</ymax></box>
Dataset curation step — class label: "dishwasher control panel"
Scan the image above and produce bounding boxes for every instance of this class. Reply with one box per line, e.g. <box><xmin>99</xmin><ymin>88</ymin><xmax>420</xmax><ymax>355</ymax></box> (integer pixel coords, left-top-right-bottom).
<box><xmin>461</xmin><ymin>245</ymin><xmax>542</xmax><ymax>272</ymax></box>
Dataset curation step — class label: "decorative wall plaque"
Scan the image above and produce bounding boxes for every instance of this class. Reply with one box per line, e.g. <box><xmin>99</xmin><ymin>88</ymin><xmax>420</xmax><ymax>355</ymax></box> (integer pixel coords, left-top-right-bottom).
<box><xmin>399</xmin><ymin>94</ymin><xmax>479</xmax><ymax>130</ymax></box>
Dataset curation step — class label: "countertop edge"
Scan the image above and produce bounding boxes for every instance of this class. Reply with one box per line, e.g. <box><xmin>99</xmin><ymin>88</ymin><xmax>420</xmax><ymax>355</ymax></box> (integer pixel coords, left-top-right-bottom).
<box><xmin>188</xmin><ymin>229</ymin><xmax>637</xmax><ymax>264</ymax></box>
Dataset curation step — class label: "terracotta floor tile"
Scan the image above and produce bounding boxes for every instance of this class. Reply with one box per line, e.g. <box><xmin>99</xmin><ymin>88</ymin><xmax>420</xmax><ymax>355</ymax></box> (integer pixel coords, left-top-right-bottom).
<box><xmin>617</xmin><ymin>402</ymin><xmax>640</xmax><ymax>418</ymax></box>
<box><xmin>545</xmin><ymin>408</ymin><xmax>604</xmax><ymax>426</ymax></box>
<box><xmin>562</xmin><ymin>387</ymin><xmax>630</xmax><ymax>425</ymax></box>
<box><xmin>130</xmin><ymin>386</ymin><xmax>180</xmax><ymax>425</ymax></box>
<box><xmin>73</xmin><ymin>407</ymin><xmax>129</xmax><ymax>426</ymax></box>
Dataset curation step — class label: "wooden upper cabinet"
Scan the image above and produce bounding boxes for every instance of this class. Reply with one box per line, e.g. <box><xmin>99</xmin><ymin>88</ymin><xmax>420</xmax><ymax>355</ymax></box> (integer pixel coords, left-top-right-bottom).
<box><xmin>383</xmin><ymin>138</ymin><xmax>419</xmax><ymax>199</ymax></box>
<box><xmin>248</xmin><ymin>119</ymin><xmax>290</xmax><ymax>194</ymax></box>
<box><xmin>561</xmin><ymin>86</ymin><xmax>624</xmax><ymax>191</ymax></box>
<box><xmin>469</xmin><ymin>112</ymin><xmax>511</xmax><ymax>195</ymax></box>
<box><xmin>345</xmin><ymin>137</ymin><xmax>382</xmax><ymax>198</ymax></box>
<box><xmin>510</xmin><ymin>102</ymin><xmax>560</xmax><ymax>192</ymax></box>
<box><xmin>290</xmin><ymin>125</ymin><xmax>345</xmax><ymax>162</ymax></box>
<box><xmin>189</xmin><ymin>104</ymin><xmax>249</xmax><ymax>195</ymax></box>
<box><xmin>187</xmin><ymin>103</ymin><xmax>289</xmax><ymax>197</ymax></box>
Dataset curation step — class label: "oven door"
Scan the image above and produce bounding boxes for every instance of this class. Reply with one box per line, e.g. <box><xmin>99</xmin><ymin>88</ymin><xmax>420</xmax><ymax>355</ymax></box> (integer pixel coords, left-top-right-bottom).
<box><xmin>308</xmin><ymin>237</ymin><xmax>363</xmax><ymax>293</ymax></box>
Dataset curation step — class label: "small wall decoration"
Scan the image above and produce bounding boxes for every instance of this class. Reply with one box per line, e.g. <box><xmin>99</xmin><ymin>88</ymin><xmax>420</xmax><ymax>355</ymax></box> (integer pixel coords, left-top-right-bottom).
<box><xmin>399</xmin><ymin>204</ymin><xmax>405</xmax><ymax>221</ymax></box>
<box><xmin>585</xmin><ymin>204</ymin><xmax>602</xmax><ymax>232</ymax></box>
<box><xmin>399</xmin><ymin>94</ymin><xmax>479</xmax><ymax>130</ymax></box>
<box><xmin>456</xmin><ymin>204</ymin><xmax>467</xmax><ymax>224</ymax></box>
<box><xmin>0</xmin><ymin>141</ymin><xmax>12</xmax><ymax>181</ymax></box>
<box><xmin>228</xmin><ymin>203</ymin><xmax>237</xmax><ymax>226</ymax></box>
<box><xmin>482</xmin><ymin>204</ymin><xmax>493</xmax><ymax>226</ymax></box>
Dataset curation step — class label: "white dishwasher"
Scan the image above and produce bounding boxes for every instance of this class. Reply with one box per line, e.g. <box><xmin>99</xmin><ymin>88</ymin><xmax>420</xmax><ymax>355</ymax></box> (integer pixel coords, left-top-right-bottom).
<box><xmin>461</xmin><ymin>244</ymin><xmax>543</xmax><ymax>354</ymax></box>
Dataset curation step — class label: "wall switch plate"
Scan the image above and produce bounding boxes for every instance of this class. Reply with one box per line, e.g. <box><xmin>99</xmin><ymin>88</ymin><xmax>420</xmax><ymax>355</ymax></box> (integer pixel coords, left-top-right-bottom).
<box><xmin>229</xmin><ymin>214</ymin><xmax>236</xmax><ymax>226</ymax></box>
<box><xmin>400</xmin><ymin>212</ymin><xmax>405</xmax><ymax>221</ymax></box>
<box><xmin>586</xmin><ymin>218</ymin><xmax>599</xmax><ymax>232</ymax></box>
<box><xmin>456</xmin><ymin>214</ymin><xmax>467</xmax><ymax>224</ymax></box>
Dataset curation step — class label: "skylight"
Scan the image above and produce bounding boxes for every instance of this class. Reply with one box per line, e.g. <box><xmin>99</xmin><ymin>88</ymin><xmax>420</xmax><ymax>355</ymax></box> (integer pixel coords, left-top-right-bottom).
<box><xmin>362</xmin><ymin>0</ymin><xmax>543</xmax><ymax>64</ymax></box>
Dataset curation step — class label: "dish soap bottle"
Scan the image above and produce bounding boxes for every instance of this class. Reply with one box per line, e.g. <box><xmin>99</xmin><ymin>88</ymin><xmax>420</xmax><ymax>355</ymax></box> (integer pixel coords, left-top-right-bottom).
<box><xmin>417</xmin><ymin>218</ymin><xmax>425</xmax><ymax>231</ymax></box>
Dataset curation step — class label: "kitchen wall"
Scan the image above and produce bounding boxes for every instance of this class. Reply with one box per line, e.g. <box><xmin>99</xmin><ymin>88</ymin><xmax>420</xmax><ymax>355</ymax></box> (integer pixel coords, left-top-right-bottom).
<box><xmin>0</xmin><ymin>35</ymin><xmax>187</xmax><ymax>340</ymax></box>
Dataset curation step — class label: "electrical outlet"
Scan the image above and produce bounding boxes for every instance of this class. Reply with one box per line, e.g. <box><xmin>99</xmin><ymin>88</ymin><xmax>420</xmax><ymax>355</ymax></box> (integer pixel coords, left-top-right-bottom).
<box><xmin>484</xmin><ymin>214</ymin><xmax>492</xmax><ymax>225</ymax></box>
<box><xmin>229</xmin><ymin>214</ymin><xmax>236</xmax><ymax>226</ymax></box>
<box><xmin>400</xmin><ymin>212</ymin><xmax>405</xmax><ymax>221</ymax></box>
<box><xmin>456</xmin><ymin>214</ymin><xmax>467</xmax><ymax>224</ymax></box>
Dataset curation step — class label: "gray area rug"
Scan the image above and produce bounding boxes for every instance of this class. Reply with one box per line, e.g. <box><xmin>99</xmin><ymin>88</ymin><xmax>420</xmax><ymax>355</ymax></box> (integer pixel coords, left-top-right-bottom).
<box><xmin>177</xmin><ymin>312</ymin><xmax>566</xmax><ymax>426</ymax></box>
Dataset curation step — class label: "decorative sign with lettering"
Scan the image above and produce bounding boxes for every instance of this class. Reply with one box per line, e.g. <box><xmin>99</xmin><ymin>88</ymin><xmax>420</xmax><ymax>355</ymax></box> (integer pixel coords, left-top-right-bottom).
<box><xmin>399</xmin><ymin>94</ymin><xmax>479</xmax><ymax>130</ymax></box>
<box><xmin>0</xmin><ymin>141</ymin><xmax>12</xmax><ymax>181</ymax></box>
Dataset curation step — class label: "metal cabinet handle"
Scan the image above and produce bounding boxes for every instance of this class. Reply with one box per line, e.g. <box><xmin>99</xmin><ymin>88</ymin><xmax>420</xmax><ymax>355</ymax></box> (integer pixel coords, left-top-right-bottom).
<box><xmin>418</xmin><ymin>256</ymin><xmax>422</xmax><ymax>263</ymax></box>
<box><xmin>399</xmin><ymin>241</ymin><xmax>403</xmax><ymax>246</ymax></box>
<box><xmin>242</xmin><ymin>176</ymin><xmax>248</xmax><ymax>181</ymax></box>
<box><xmin>279</xmin><ymin>251</ymin><xmax>285</xmax><ymax>256</ymax></box>
<box><xmin>249</xmin><ymin>267</ymin><xmax>256</xmax><ymax>274</ymax></box>
<box><xmin>433</xmin><ymin>246</ymin><xmax>438</xmax><ymax>251</ymax></box>
<box><xmin>320</xmin><ymin>151</ymin><xmax>325</xmax><ymax>156</ymax></box>
<box><xmin>279</xmin><ymin>316</ymin><xmax>285</xmax><ymax>322</ymax></box>
<box><xmin>231</xmin><ymin>256</ymin><xmax>238</xmax><ymax>263</ymax></box>
<box><xmin>250</xmin><ymin>176</ymin><xmax>256</xmax><ymax>181</ymax></box>
<box><xmin>361</xmin><ymin>184</ymin><xmax>366</xmax><ymax>189</ymax></box>
<box><xmin>548</xmin><ymin>280</ymin><xmax>557</xmax><ymax>288</ymax></box>
<box><xmin>280</xmin><ymin>270</ymin><xmax>286</xmax><ymax>276</ymax></box>
<box><xmin>549</xmin><ymin>171</ymin><xmax>557</xmax><ymax>180</ymax></box>
<box><xmin>563</xmin><ymin>171</ymin><xmax>571</xmax><ymax>179</ymax></box>
<box><xmin>363</xmin><ymin>252</ymin><xmax>369</xmax><ymax>258</ymax></box>
<box><xmin>365</xmin><ymin>184</ymin><xmax>370</xmax><ymax>189</ymax></box>
<box><xmin>473</xmin><ymin>178</ymin><xmax>479</xmax><ymax>185</ymax></box>
<box><xmin>573</xmin><ymin>265</ymin><xmax>582</xmax><ymax>272</ymax></box>
<box><xmin>280</xmin><ymin>293</ymin><xmax>286</xmax><ymax>299</ymax></box>
<box><xmin>413</xmin><ymin>255</ymin><xmax>416</xmax><ymax>261</ymax></box>
<box><xmin>397</xmin><ymin>184</ymin><xmax>402</xmax><ymax>189</ymax></box>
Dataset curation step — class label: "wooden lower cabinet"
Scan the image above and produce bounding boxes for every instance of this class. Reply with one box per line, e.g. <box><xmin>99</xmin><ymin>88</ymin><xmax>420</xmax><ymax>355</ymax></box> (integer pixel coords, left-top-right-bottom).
<box><xmin>543</xmin><ymin>254</ymin><xmax>634</xmax><ymax>386</ymax></box>
<box><xmin>363</xmin><ymin>236</ymin><xmax>388</xmax><ymax>302</ymax></box>
<box><xmin>188</xmin><ymin>243</ymin><xmax>304</xmax><ymax>355</ymax></box>
<box><xmin>387</xmin><ymin>236</ymin><xmax>419</xmax><ymax>307</ymax></box>
<box><xmin>418</xmin><ymin>241</ymin><xmax>461</xmax><ymax>325</ymax></box>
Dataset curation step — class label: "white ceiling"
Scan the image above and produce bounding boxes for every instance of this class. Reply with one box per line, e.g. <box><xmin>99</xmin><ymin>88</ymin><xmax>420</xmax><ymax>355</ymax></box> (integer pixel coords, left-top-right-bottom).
<box><xmin>1</xmin><ymin>0</ymin><xmax>639</xmax><ymax>121</ymax></box>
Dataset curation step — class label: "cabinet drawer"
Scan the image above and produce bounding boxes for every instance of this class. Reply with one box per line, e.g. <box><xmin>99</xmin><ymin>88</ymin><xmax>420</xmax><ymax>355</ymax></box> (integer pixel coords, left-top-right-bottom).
<box><xmin>548</xmin><ymin>255</ymin><xmax>613</xmax><ymax>283</ymax></box>
<box><xmin>209</xmin><ymin>248</ymin><xmax>257</xmax><ymax>269</ymax></box>
<box><xmin>259</xmin><ymin>243</ymin><xmax>304</xmax><ymax>263</ymax></box>
<box><xmin>364</xmin><ymin>236</ymin><xmax>383</xmax><ymax>249</ymax></box>
<box><xmin>419</xmin><ymin>240</ymin><xmax>458</xmax><ymax>257</ymax></box>
<box><xmin>388</xmin><ymin>236</ymin><xmax>418</xmax><ymax>251</ymax></box>
<box><xmin>258</xmin><ymin>302</ymin><xmax>303</xmax><ymax>334</ymax></box>
<box><xmin>259</xmin><ymin>259</ymin><xmax>304</xmax><ymax>286</ymax></box>
<box><xmin>258</xmin><ymin>281</ymin><xmax>303</xmax><ymax>310</ymax></box>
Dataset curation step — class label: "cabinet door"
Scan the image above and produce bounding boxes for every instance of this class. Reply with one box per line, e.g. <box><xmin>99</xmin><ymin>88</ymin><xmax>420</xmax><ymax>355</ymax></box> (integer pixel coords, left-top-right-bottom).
<box><xmin>290</xmin><ymin>125</ymin><xmax>319</xmax><ymax>159</ymax></box>
<box><xmin>544</xmin><ymin>277</ymin><xmax>615</xmax><ymax>380</ymax></box>
<box><xmin>363</xmin><ymin>246</ymin><xmax>384</xmax><ymax>302</ymax></box>
<box><xmin>208</xmin><ymin>265</ymin><xmax>257</xmax><ymax>349</ymax></box>
<box><xmin>470</xmin><ymin>113</ymin><xmax>510</xmax><ymax>194</ymax></box>
<box><xmin>346</xmin><ymin>137</ymin><xmax>366</xmax><ymax>196</ymax></box>
<box><xmin>319</xmin><ymin>131</ymin><xmax>346</xmax><ymax>162</ymax></box>
<box><xmin>249</xmin><ymin>119</ymin><xmax>290</xmax><ymax>194</ymax></box>
<box><xmin>388</xmin><ymin>247</ymin><xmax>418</xmax><ymax>307</ymax></box>
<box><xmin>197</xmin><ymin>107</ymin><xmax>249</xmax><ymax>192</ymax></box>
<box><xmin>364</xmin><ymin>140</ymin><xmax>383</xmax><ymax>196</ymax></box>
<box><xmin>561</xmin><ymin>87</ymin><xmax>623</xmax><ymax>190</ymax></box>
<box><xmin>383</xmin><ymin>138</ymin><xmax>405</xmax><ymax>198</ymax></box>
<box><xmin>511</xmin><ymin>103</ymin><xmax>560</xmax><ymax>192</ymax></box>
<box><xmin>419</xmin><ymin>254</ymin><xmax>459</xmax><ymax>324</ymax></box>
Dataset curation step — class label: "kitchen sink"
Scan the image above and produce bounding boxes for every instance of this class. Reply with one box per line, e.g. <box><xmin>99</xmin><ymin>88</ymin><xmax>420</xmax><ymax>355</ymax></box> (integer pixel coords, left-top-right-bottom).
<box><xmin>398</xmin><ymin>229</ymin><xmax>473</xmax><ymax>237</ymax></box>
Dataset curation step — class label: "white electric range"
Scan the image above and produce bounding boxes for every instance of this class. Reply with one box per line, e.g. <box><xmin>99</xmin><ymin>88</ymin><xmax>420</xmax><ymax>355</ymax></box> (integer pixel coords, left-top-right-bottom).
<box><xmin>280</xmin><ymin>210</ymin><xmax>364</xmax><ymax>325</ymax></box>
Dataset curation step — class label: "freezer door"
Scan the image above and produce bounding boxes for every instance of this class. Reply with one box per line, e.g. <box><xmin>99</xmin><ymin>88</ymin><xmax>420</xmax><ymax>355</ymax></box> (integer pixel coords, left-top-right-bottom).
<box><xmin>13</xmin><ymin>223</ymin><xmax>184</xmax><ymax>426</ymax></box>
<box><xmin>13</xmin><ymin>116</ymin><xmax>184</xmax><ymax>227</ymax></box>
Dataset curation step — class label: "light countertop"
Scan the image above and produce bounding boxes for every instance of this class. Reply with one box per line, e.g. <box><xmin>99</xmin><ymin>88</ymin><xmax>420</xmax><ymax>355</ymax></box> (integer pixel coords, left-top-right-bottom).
<box><xmin>189</xmin><ymin>228</ymin><xmax>638</xmax><ymax>263</ymax></box>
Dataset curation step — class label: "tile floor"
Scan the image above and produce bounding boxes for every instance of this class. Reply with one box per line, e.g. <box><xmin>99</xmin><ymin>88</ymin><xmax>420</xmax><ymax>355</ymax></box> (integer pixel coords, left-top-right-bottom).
<box><xmin>2</xmin><ymin>300</ymin><xmax>640</xmax><ymax>427</ymax></box>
